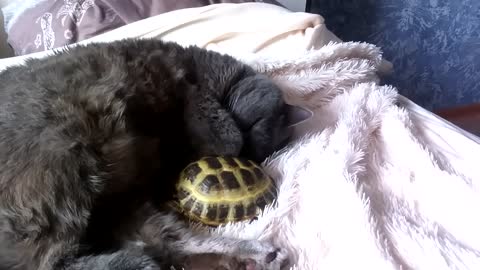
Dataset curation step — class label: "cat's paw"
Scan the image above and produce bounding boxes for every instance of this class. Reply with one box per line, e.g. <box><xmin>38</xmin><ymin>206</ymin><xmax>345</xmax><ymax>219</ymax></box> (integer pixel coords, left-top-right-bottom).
<box><xmin>106</xmin><ymin>251</ymin><xmax>161</xmax><ymax>270</ymax></box>
<box><xmin>235</xmin><ymin>240</ymin><xmax>289</xmax><ymax>270</ymax></box>
<box><xmin>70</xmin><ymin>249</ymin><xmax>160</xmax><ymax>270</ymax></box>
<box><xmin>228</xmin><ymin>74</ymin><xmax>311</xmax><ymax>162</ymax></box>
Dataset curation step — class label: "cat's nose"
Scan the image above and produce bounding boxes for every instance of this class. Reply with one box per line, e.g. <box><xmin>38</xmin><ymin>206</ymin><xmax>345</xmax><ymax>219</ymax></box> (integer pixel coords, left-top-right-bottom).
<box><xmin>265</xmin><ymin>250</ymin><xmax>278</xmax><ymax>263</ymax></box>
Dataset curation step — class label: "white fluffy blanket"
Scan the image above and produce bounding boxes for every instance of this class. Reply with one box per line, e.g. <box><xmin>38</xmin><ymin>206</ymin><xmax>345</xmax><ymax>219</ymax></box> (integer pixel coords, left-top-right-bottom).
<box><xmin>211</xmin><ymin>42</ymin><xmax>480</xmax><ymax>270</ymax></box>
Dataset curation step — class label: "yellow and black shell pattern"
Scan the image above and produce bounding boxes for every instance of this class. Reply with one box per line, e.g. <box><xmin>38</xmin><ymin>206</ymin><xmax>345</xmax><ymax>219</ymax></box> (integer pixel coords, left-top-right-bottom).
<box><xmin>175</xmin><ymin>156</ymin><xmax>277</xmax><ymax>226</ymax></box>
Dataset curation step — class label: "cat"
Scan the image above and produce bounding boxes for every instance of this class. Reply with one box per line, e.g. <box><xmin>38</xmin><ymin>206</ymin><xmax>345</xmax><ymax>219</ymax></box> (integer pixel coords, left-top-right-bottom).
<box><xmin>0</xmin><ymin>38</ymin><xmax>308</xmax><ymax>270</ymax></box>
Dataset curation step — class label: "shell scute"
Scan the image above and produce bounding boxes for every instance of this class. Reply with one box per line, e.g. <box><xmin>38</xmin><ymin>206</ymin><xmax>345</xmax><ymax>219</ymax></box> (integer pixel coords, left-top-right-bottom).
<box><xmin>176</xmin><ymin>156</ymin><xmax>276</xmax><ymax>226</ymax></box>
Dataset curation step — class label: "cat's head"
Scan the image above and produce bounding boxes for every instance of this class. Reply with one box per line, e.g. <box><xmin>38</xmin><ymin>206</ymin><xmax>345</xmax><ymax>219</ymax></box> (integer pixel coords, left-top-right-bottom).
<box><xmin>228</xmin><ymin>74</ymin><xmax>312</xmax><ymax>163</ymax></box>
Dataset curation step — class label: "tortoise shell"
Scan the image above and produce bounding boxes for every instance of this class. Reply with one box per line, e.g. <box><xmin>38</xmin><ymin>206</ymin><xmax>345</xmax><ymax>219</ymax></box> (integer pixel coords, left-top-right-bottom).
<box><xmin>174</xmin><ymin>156</ymin><xmax>277</xmax><ymax>226</ymax></box>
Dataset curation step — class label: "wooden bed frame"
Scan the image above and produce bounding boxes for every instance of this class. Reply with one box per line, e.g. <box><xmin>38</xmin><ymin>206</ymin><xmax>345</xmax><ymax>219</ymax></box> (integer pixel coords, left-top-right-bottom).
<box><xmin>435</xmin><ymin>104</ymin><xmax>480</xmax><ymax>136</ymax></box>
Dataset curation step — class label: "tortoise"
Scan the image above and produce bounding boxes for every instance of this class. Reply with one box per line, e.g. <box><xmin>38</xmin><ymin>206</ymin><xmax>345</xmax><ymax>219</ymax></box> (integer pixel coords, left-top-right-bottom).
<box><xmin>172</xmin><ymin>156</ymin><xmax>277</xmax><ymax>226</ymax></box>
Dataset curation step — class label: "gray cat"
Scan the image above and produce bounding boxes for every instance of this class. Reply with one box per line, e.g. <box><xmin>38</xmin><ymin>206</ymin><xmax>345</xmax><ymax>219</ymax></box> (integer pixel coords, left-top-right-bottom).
<box><xmin>0</xmin><ymin>38</ymin><xmax>307</xmax><ymax>270</ymax></box>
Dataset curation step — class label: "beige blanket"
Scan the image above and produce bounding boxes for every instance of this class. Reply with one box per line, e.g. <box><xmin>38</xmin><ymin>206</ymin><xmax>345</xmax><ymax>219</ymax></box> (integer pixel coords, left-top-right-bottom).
<box><xmin>2</xmin><ymin>3</ymin><xmax>480</xmax><ymax>269</ymax></box>
<box><xmin>0</xmin><ymin>3</ymin><xmax>340</xmax><ymax>70</ymax></box>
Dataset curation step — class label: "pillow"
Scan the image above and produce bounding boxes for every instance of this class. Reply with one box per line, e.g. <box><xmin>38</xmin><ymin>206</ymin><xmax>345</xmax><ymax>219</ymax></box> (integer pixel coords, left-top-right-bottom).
<box><xmin>3</xmin><ymin>0</ymin><xmax>283</xmax><ymax>56</ymax></box>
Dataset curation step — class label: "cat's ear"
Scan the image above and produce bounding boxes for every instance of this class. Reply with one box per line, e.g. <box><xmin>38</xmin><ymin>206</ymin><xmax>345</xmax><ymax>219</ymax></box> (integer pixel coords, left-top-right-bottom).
<box><xmin>285</xmin><ymin>104</ymin><xmax>313</xmax><ymax>127</ymax></box>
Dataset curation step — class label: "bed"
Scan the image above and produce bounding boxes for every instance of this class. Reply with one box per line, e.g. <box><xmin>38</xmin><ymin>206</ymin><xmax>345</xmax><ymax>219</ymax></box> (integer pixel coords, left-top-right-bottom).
<box><xmin>1</xmin><ymin>2</ymin><xmax>480</xmax><ymax>269</ymax></box>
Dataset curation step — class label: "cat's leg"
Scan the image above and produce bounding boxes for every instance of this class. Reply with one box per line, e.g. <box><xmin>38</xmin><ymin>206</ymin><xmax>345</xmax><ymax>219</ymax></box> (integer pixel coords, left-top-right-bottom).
<box><xmin>60</xmin><ymin>249</ymin><xmax>160</xmax><ymax>270</ymax></box>
<box><xmin>137</xmin><ymin>210</ymin><xmax>289</xmax><ymax>270</ymax></box>
<box><xmin>0</xmin><ymin>232</ymin><xmax>160</xmax><ymax>270</ymax></box>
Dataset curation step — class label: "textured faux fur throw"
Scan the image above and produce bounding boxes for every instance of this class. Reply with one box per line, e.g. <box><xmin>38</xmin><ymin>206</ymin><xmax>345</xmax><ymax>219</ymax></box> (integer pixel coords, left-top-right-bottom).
<box><xmin>208</xmin><ymin>41</ymin><xmax>480</xmax><ymax>270</ymax></box>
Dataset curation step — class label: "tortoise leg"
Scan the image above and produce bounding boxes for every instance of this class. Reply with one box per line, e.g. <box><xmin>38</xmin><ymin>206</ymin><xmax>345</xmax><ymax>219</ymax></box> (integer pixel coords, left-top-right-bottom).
<box><xmin>136</xmin><ymin>210</ymin><xmax>289</xmax><ymax>270</ymax></box>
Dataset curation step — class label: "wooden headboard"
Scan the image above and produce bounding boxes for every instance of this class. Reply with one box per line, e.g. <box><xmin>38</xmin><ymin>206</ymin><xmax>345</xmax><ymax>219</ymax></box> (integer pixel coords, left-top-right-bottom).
<box><xmin>436</xmin><ymin>104</ymin><xmax>480</xmax><ymax>136</ymax></box>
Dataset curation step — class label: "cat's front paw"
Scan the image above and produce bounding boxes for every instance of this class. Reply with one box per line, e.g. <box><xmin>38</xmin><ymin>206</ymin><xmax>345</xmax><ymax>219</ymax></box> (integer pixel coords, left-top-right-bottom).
<box><xmin>235</xmin><ymin>240</ymin><xmax>289</xmax><ymax>270</ymax></box>
<box><xmin>228</xmin><ymin>74</ymin><xmax>311</xmax><ymax>162</ymax></box>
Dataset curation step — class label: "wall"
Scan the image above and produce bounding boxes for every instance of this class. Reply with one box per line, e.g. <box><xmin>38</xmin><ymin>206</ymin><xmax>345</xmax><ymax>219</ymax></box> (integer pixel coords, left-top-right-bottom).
<box><xmin>310</xmin><ymin>0</ymin><xmax>480</xmax><ymax>110</ymax></box>
<box><xmin>276</xmin><ymin>0</ymin><xmax>305</xmax><ymax>12</ymax></box>
<box><xmin>0</xmin><ymin>9</ymin><xmax>12</xmax><ymax>58</ymax></box>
